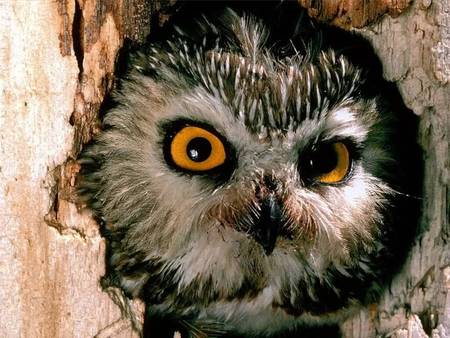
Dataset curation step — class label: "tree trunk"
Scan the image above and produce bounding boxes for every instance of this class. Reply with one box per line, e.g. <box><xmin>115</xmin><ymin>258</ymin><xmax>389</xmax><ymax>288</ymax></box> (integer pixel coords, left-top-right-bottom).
<box><xmin>0</xmin><ymin>1</ymin><xmax>447</xmax><ymax>337</ymax></box>
<box><xmin>340</xmin><ymin>2</ymin><xmax>450</xmax><ymax>337</ymax></box>
<box><xmin>0</xmin><ymin>1</ymin><xmax>168</xmax><ymax>336</ymax></box>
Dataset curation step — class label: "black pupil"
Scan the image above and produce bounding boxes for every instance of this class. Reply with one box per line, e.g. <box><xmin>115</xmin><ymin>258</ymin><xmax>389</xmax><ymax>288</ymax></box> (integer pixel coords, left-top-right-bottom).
<box><xmin>187</xmin><ymin>137</ymin><xmax>212</xmax><ymax>162</ymax></box>
<box><xmin>308</xmin><ymin>145</ymin><xmax>338</xmax><ymax>175</ymax></box>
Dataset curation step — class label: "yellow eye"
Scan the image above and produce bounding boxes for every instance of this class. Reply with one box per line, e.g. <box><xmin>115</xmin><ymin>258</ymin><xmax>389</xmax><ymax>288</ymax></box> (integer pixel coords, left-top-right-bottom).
<box><xmin>305</xmin><ymin>142</ymin><xmax>351</xmax><ymax>184</ymax></box>
<box><xmin>169</xmin><ymin>126</ymin><xmax>227</xmax><ymax>172</ymax></box>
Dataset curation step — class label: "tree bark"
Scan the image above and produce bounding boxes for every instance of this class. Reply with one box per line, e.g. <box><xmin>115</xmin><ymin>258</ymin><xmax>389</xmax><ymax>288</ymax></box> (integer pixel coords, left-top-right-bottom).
<box><xmin>298</xmin><ymin>0</ymin><xmax>413</xmax><ymax>28</ymax></box>
<box><xmin>340</xmin><ymin>1</ymin><xmax>450</xmax><ymax>336</ymax></box>
<box><xmin>0</xmin><ymin>0</ymin><xmax>447</xmax><ymax>337</ymax></box>
<box><xmin>0</xmin><ymin>1</ymin><xmax>170</xmax><ymax>336</ymax></box>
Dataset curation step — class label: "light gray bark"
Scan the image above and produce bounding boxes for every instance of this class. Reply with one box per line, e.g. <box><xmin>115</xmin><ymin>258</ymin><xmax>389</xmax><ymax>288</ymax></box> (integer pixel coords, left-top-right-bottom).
<box><xmin>342</xmin><ymin>1</ymin><xmax>449</xmax><ymax>337</ymax></box>
<box><xmin>0</xmin><ymin>1</ymin><xmax>153</xmax><ymax>336</ymax></box>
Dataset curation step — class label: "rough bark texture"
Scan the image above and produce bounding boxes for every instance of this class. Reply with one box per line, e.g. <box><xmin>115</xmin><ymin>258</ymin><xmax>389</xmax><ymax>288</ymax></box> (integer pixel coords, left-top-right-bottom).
<box><xmin>0</xmin><ymin>1</ymin><xmax>172</xmax><ymax>336</ymax></box>
<box><xmin>0</xmin><ymin>0</ymin><xmax>448</xmax><ymax>337</ymax></box>
<box><xmin>339</xmin><ymin>1</ymin><xmax>450</xmax><ymax>336</ymax></box>
<box><xmin>298</xmin><ymin>0</ymin><xmax>413</xmax><ymax>28</ymax></box>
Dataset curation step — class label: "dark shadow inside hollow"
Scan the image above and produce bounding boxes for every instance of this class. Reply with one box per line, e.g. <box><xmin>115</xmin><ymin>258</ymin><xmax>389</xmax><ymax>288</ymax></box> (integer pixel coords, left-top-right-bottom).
<box><xmin>81</xmin><ymin>1</ymin><xmax>423</xmax><ymax>337</ymax></box>
<box><xmin>143</xmin><ymin>315</ymin><xmax>342</xmax><ymax>338</ymax></box>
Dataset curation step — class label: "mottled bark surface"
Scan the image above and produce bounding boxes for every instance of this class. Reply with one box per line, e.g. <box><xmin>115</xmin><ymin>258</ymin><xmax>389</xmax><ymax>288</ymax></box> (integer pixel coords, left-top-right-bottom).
<box><xmin>339</xmin><ymin>1</ymin><xmax>450</xmax><ymax>336</ymax></box>
<box><xmin>0</xmin><ymin>0</ymin><xmax>447</xmax><ymax>337</ymax></box>
<box><xmin>298</xmin><ymin>0</ymin><xmax>413</xmax><ymax>28</ymax></box>
<box><xmin>0</xmin><ymin>1</ymin><xmax>171</xmax><ymax>336</ymax></box>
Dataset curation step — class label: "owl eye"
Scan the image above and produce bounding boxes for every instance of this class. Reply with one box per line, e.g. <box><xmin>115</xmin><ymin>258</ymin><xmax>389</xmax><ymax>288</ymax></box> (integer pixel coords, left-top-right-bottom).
<box><xmin>303</xmin><ymin>142</ymin><xmax>351</xmax><ymax>184</ymax></box>
<box><xmin>167</xmin><ymin>125</ymin><xmax>227</xmax><ymax>172</ymax></box>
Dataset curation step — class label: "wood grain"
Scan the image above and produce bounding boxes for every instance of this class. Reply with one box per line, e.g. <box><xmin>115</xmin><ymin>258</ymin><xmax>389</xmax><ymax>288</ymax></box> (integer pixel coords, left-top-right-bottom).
<box><xmin>298</xmin><ymin>0</ymin><xmax>412</xmax><ymax>28</ymax></box>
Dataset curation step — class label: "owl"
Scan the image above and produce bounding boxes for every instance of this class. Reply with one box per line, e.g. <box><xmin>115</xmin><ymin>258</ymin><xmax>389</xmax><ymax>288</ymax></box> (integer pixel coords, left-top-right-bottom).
<box><xmin>79</xmin><ymin>3</ymin><xmax>420</xmax><ymax>337</ymax></box>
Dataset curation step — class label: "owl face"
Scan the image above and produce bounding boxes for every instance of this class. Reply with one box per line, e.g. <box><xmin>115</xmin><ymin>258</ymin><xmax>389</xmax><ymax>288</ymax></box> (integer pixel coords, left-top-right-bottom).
<box><xmin>80</xmin><ymin>7</ymin><xmax>407</xmax><ymax>336</ymax></box>
<box><xmin>146</xmin><ymin>88</ymin><xmax>386</xmax><ymax>262</ymax></box>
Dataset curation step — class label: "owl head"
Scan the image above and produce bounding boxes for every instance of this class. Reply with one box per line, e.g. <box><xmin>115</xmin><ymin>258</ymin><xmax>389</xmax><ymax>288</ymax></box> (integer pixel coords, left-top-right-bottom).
<box><xmin>79</xmin><ymin>4</ymin><xmax>420</xmax><ymax>336</ymax></box>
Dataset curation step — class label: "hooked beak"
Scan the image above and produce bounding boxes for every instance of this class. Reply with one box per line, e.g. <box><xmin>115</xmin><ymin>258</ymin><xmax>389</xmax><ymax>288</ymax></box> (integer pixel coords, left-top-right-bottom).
<box><xmin>252</xmin><ymin>193</ymin><xmax>282</xmax><ymax>255</ymax></box>
<box><xmin>250</xmin><ymin>175</ymin><xmax>283</xmax><ymax>255</ymax></box>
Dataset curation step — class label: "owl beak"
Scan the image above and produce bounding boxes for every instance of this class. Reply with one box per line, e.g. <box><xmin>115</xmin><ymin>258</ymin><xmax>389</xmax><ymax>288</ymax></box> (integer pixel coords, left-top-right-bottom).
<box><xmin>252</xmin><ymin>193</ymin><xmax>282</xmax><ymax>255</ymax></box>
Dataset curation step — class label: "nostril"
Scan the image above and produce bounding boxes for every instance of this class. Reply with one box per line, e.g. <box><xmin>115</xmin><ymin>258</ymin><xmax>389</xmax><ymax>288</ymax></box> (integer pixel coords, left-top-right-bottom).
<box><xmin>263</xmin><ymin>175</ymin><xmax>277</xmax><ymax>191</ymax></box>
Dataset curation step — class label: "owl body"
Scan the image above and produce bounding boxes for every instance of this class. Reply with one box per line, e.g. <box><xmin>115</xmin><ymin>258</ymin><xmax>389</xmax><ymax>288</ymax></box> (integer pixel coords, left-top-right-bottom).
<box><xmin>80</xmin><ymin>4</ymin><xmax>418</xmax><ymax>337</ymax></box>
